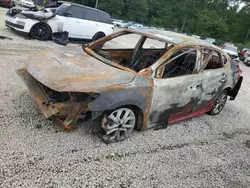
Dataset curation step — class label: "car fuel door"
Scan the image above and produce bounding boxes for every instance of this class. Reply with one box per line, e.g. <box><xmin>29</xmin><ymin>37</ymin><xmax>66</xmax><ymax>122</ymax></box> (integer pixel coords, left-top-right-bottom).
<box><xmin>148</xmin><ymin>48</ymin><xmax>202</xmax><ymax>127</ymax></box>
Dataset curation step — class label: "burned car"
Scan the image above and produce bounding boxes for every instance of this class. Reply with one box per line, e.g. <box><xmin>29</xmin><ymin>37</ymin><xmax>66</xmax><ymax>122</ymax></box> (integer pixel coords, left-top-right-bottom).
<box><xmin>17</xmin><ymin>29</ymin><xmax>243</xmax><ymax>143</ymax></box>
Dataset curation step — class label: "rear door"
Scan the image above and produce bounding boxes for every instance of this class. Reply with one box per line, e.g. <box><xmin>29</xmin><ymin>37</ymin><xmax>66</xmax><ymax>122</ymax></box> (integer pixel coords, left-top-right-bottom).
<box><xmin>81</xmin><ymin>8</ymin><xmax>100</xmax><ymax>39</ymax></box>
<box><xmin>148</xmin><ymin>48</ymin><xmax>202</xmax><ymax>126</ymax></box>
<box><xmin>194</xmin><ymin>49</ymin><xmax>227</xmax><ymax>110</ymax></box>
<box><xmin>61</xmin><ymin>5</ymin><xmax>84</xmax><ymax>38</ymax></box>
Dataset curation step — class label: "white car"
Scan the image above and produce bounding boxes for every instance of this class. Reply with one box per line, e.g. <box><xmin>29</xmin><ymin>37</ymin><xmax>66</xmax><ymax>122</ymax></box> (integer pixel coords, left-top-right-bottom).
<box><xmin>128</xmin><ymin>24</ymin><xmax>143</xmax><ymax>29</ymax></box>
<box><xmin>5</xmin><ymin>3</ymin><xmax>114</xmax><ymax>41</ymax></box>
<box><xmin>19</xmin><ymin>0</ymin><xmax>35</xmax><ymax>8</ymax></box>
<box><xmin>222</xmin><ymin>45</ymin><xmax>239</xmax><ymax>60</ymax></box>
<box><xmin>112</xmin><ymin>19</ymin><xmax>126</xmax><ymax>28</ymax></box>
<box><xmin>244</xmin><ymin>54</ymin><xmax>250</xmax><ymax>66</ymax></box>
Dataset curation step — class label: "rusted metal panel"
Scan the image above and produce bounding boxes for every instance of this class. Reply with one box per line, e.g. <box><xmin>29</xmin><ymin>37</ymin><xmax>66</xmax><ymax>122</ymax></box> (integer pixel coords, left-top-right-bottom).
<box><xmin>25</xmin><ymin>47</ymin><xmax>136</xmax><ymax>93</ymax></box>
<box><xmin>16</xmin><ymin>68</ymin><xmax>59</xmax><ymax>118</ymax></box>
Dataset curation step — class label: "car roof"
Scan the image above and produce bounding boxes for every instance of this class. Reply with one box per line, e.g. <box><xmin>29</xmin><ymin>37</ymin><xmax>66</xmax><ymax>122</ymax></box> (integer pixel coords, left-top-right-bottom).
<box><xmin>63</xmin><ymin>2</ymin><xmax>110</xmax><ymax>15</ymax></box>
<box><xmin>129</xmin><ymin>29</ymin><xmax>219</xmax><ymax>49</ymax></box>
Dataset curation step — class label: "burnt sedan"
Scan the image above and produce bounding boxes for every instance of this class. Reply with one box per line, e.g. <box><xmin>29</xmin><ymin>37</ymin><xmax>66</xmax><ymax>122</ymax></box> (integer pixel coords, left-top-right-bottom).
<box><xmin>17</xmin><ymin>29</ymin><xmax>243</xmax><ymax>143</ymax></box>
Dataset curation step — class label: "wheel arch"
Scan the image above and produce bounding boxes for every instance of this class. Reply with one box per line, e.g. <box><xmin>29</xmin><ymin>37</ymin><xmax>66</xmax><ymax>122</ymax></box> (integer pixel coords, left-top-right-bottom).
<box><xmin>121</xmin><ymin>104</ymin><xmax>144</xmax><ymax>131</ymax></box>
<box><xmin>92</xmin><ymin>31</ymin><xmax>106</xmax><ymax>41</ymax></box>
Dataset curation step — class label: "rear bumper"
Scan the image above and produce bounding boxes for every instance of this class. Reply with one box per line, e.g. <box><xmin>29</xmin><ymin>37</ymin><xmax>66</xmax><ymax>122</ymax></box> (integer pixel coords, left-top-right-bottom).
<box><xmin>5</xmin><ymin>15</ymin><xmax>34</xmax><ymax>33</ymax></box>
<box><xmin>229</xmin><ymin>76</ymin><xmax>243</xmax><ymax>100</ymax></box>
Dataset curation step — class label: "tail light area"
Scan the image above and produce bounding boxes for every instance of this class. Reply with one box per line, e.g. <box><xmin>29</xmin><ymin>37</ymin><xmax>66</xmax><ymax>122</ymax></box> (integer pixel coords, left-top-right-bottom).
<box><xmin>231</xmin><ymin>60</ymin><xmax>242</xmax><ymax>81</ymax></box>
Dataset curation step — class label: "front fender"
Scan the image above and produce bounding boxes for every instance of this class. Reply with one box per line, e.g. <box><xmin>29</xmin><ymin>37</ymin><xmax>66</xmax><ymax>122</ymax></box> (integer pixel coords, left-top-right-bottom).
<box><xmin>88</xmin><ymin>74</ymin><xmax>153</xmax><ymax>112</ymax></box>
<box><xmin>88</xmin><ymin>88</ymin><xmax>147</xmax><ymax>112</ymax></box>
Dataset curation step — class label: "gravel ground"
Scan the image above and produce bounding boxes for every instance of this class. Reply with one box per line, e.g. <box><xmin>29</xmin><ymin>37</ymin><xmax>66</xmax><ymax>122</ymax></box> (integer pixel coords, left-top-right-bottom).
<box><xmin>0</xmin><ymin>7</ymin><xmax>250</xmax><ymax>188</ymax></box>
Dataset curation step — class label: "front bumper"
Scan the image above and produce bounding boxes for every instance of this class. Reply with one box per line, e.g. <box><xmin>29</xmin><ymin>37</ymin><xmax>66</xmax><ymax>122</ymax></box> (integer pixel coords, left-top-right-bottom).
<box><xmin>16</xmin><ymin>68</ymin><xmax>90</xmax><ymax>129</ymax></box>
<box><xmin>16</xmin><ymin>68</ymin><xmax>59</xmax><ymax>118</ymax></box>
<box><xmin>5</xmin><ymin>15</ymin><xmax>34</xmax><ymax>33</ymax></box>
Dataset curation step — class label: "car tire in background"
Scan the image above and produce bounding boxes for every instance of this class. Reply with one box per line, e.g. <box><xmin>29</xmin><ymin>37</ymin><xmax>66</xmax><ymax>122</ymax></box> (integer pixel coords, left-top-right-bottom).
<box><xmin>30</xmin><ymin>22</ymin><xmax>52</xmax><ymax>40</ymax></box>
<box><xmin>208</xmin><ymin>90</ymin><xmax>228</xmax><ymax>115</ymax></box>
<box><xmin>101</xmin><ymin>107</ymin><xmax>136</xmax><ymax>144</ymax></box>
<box><xmin>92</xmin><ymin>32</ymin><xmax>105</xmax><ymax>41</ymax></box>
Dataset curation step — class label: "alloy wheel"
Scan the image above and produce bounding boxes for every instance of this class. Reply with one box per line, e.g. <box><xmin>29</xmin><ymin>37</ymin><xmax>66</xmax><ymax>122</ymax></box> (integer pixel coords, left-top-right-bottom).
<box><xmin>102</xmin><ymin>108</ymin><xmax>136</xmax><ymax>143</ymax></box>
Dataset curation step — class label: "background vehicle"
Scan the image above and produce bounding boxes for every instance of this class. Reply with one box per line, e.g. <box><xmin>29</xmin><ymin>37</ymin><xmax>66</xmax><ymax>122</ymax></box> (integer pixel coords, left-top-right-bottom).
<box><xmin>19</xmin><ymin>0</ymin><xmax>35</xmax><ymax>8</ymax></box>
<box><xmin>17</xmin><ymin>30</ymin><xmax>243</xmax><ymax>143</ymax></box>
<box><xmin>221</xmin><ymin>42</ymin><xmax>235</xmax><ymax>48</ymax></box>
<box><xmin>0</xmin><ymin>0</ymin><xmax>15</xmax><ymax>8</ymax></box>
<box><xmin>244</xmin><ymin>53</ymin><xmax>250</xmax><ymax>66</ymax></box>
<box><xmin>205</xmin><ymin>37</ymin><xmax>216</xmax><ymax>44</ymax></box>
<box><xmin>191</xmin><ymin>35</ymin><xmax>201</xmax><ymax>39</ymax></box>
<box><xmin>5</xmin><ymin>3</ymin><xmax>114</xmax><ymax>41</ymax></box>
<box><xmin>222</xmin><ymin>45</ymin><xmax>239</xmax><ymax>61</ymax></box>
<box><xmin>112</xmin><ymin>19</ymin><xmax>126</xmax><ymax>28</ymax></box>
<box><xmin>239</xmin><ymin>48</ymin><xmax>250</xmax><ymax>61</ymax></box>
<box><xmin>128</xmin><ymin>23</ymin><xmax>143</xmax><ymax>29</ymax></box>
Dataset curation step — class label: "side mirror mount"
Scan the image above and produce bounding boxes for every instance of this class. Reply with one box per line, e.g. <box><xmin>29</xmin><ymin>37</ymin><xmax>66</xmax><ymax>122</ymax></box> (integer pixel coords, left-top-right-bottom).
<box><xmin>63</xmin><ymin>12</ymin><xmax>72</xmax><ymax>17</ymax></box>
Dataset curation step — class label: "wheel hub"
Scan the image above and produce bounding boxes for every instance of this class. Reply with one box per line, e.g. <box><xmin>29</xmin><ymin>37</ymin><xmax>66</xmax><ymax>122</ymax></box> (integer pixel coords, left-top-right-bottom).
<box><xmin>102</xmin><ymin>108</ymin><xmax>136</xmax><ymax>143</ymax></box>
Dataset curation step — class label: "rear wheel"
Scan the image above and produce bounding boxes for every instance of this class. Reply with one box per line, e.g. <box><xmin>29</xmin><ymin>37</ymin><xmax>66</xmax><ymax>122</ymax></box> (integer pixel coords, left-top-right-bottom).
<box><xmin>92</xmin><ymin>32</ymin><xmax>105</xmax><ymax>41</ymax></box>
<box><xmin>101</xmin><ymin>107</ymin><xmax>136</xmax><ymax>143</ymax></box>
<box><xmin>30</xmin><ymin>23</ymin><xmax>51</xmax><ymax>40</ymax></box>
<box><xmin>209</xmin><ymin>90</ymin><xmax>227</xmax><ymax>115</ymax></box>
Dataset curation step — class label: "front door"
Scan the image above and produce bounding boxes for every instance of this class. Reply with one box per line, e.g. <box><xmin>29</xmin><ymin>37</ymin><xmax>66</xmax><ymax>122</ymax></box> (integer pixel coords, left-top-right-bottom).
<box><xmin>61</xmin><ymin>5</ymin><xmax>84</xmax><ymax>38</ymax></box>
<box><xmin>148</xmin><ymin>48</ymin><xmax>202</xmax><ymax>127</ymax></box>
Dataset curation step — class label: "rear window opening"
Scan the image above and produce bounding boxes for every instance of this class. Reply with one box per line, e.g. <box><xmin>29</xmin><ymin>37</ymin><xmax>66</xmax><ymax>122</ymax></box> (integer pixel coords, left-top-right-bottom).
<box><xmin>90</xmin><ymin>33</ymin><xmax>172</xmax><ymax>72</ymax></box>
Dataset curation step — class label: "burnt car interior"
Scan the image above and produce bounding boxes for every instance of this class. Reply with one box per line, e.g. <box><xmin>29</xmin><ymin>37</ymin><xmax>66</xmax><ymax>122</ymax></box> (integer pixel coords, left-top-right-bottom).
<box><xmin>91</xmin><ymin>33</ymin><xmax>172</xmax><ymax>72</ymax></box>
<box><xmin>156</xmin><ymin>48</ymin><xmax>225</xmax><ymax>79</ymax></box>
<box><xmin>204</xmin><ymin>51</ymin><xmax>224</xmax><ymax>69</ymax></box>
<box><xmin>161</xmin><ymin>48</ymin><xmax>198</xmax><ymax>78</ymax></box>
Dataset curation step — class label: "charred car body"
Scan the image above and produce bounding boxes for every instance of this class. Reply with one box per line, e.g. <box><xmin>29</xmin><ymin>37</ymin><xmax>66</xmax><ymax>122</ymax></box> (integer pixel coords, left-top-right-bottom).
<box><xmin>17</xmin><ymin>29</ymin><xmax>243</xmax><ymax>143</ymax></box>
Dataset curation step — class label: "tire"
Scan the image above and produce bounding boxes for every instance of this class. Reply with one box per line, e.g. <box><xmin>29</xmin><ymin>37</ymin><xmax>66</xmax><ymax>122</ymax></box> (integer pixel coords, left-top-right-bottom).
<box><xmin>92</xmin><ymin>32</ymin><xmax>105</xmax><ymax>41</ymax></box>
<box><xmin>30</xmin><ymin>23</ymin><xmax>51</xmax><ymax>40</ymax></box>
<box><xmin>208</xmin><ymin>90</ymin><xmax>227</xmax><ymax>115</ymax></box>
<box><xmin>101</xmin><ymin>107</ymin><xmax>136</xmax><ymax>144</ymax></box>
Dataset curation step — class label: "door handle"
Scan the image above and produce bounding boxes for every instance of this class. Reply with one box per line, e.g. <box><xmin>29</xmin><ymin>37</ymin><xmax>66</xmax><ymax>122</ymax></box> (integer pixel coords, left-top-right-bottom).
<box><xmin>220</xmin><ymin>73</ymin><xmax>227</xmax><ymax>82</ymax></box>
<box><xmin>76</xmin><ymin>20</ymin><xmax>82</xmax><ymax>23</ymax></box>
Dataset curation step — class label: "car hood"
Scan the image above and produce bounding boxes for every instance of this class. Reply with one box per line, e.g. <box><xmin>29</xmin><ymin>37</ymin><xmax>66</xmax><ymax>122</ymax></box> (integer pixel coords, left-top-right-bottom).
<box><xmin>25</xmin><ymin>47</ymin><xmax>136</xmax><ymax>92</ymax></box>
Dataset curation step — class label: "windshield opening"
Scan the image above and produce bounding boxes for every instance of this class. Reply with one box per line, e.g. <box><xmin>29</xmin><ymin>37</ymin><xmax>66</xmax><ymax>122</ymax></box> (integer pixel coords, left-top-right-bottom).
<box><xmin>89</xmin><ymin>32</ymin><xmax>173</xmax><ymax>72</ymax></box>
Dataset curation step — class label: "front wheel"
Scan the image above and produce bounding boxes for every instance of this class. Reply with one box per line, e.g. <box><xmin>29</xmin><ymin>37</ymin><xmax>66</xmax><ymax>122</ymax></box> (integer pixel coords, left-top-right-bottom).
<box><xmin>209</xmin><ymin>90</ymin><xmax>227</xmax><ymax>115</ymax></box>
<box><xmin>101</xmin><ymin>107</ymin><xmax>136</xmax><ymax>143</ymax></box>
<box><xmin>30</xmin><ymin>23</ymin><xmax>51</xmax><ymax>40</ymax></box>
